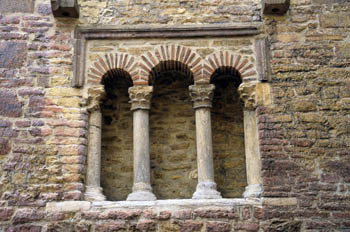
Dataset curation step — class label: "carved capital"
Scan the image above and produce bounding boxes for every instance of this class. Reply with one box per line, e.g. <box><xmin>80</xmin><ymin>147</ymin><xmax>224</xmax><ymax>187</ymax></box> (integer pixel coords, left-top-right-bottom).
<box><xmin>128</xmin><ymin>86</ymin><xmax>153</xmax><ymax>111</ymax></box>
<box><xmin>238</xmin><ymin>82</ymin><xmax>257</xmax><ymax>110</ymax></box>
<box><xmin>87</xmin><ymin>85</ymin><xmax>105</xmax><ymax>112</ymax></box>
<box><xmin>189</xmin><ymin>84</ymin><xmax>215</xmax><ymax>109</ymax></box>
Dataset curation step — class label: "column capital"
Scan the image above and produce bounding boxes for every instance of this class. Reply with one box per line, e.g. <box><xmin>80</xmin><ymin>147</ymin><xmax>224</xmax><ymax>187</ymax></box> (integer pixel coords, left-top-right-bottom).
<box><xmin>238</xmin><ymin>82</ymin><xmax>257</xmax><ymax>110</ymax></box>
<box><xmin>87</xmin><ymin>85</ymin><xmax>105</xmax><ymax>112</ymax></box>
<box><xmin>189</xmin><ymin>84</ymin><xmax>215</xmax><ymax>109</ymax></box>
<box><xmin>128</xmin><ymin>86</ymin><xmax>153</xmax><ymax>111</ymax></box>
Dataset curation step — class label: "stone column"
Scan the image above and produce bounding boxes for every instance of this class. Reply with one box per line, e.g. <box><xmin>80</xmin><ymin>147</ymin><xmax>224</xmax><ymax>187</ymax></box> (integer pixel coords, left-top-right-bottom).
<box><xmin>127</xmin><ymin>86</ymin><xmax>156</xmax><ymax>201</ymax></box>
<box><xmin>238</xmin><ymin>82</ymin><xmax>263</xmax><ymax>198</ymax></box>
<box><xmin>189</xmin><ymin>84</ymin><xmax>222</xmax><ymax>199</ymax></box>
<box><xmin>85</xmin><ymin>87</ymin><xmax>106</xmax><ymax>201</ymax></box>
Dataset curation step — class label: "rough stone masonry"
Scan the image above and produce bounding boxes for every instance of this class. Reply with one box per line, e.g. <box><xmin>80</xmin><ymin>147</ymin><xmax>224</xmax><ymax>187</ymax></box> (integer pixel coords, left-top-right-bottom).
<box><xmin>0</xmin><ymin>0</ymin><xmax>350</xmax><ymax>231</ymax></box>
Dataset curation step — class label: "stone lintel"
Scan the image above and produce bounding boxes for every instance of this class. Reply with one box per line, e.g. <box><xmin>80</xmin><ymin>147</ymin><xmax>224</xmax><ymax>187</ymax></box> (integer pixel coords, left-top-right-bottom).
<box><xmin>262</xmin><ymin>0</ymin><xmax>290</xmax><ymax>15</ymax></box>
<box><xmin>128</xmin><ymin>86</ymin><xmax>153</xmax><ymax>111</ymax></box>
<box><xmin>46</xmin><ymin>201</ymin><xmax>91</xmax><ymax>212</ymax></box>
<box><xmin>51</xmin><ymin>0</ymin><xmax>79</xmax><ymax>18</ymax></box>
<box><xmin>189</xmin><ymin>84</ymin><xmax>215</xmax><ymax>109</ymax></box>
<box><xmin>75</xmin><ymin>24</ymin><xmax>261</xmax><ymax>40</ymax></box>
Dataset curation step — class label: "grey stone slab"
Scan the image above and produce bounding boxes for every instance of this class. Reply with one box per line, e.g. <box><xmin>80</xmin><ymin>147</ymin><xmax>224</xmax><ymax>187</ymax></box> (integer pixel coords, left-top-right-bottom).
<box><xmin>0</xmin><ymin>0</ymin><xmax>34</xmax><ymax>13</ymax></box>
<box><xmin>0</xmin><ymin>42</ymin><xmax>27</xmax><ymax>69</ymax></box>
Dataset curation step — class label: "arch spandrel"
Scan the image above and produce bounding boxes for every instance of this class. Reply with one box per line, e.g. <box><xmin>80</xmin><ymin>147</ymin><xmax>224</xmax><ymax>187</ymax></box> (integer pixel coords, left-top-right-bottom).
<box><xmin>139</xmin><ymin>45</ymin><xmax>204</xmax><ymax>83</ymax></box>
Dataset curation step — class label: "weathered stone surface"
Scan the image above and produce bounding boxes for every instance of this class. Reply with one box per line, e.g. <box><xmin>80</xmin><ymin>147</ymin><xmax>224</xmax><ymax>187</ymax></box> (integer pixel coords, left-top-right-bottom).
<box><xmin>0</xmin><ymin>0</ymin><xmax>34</xmax><ymax>13</ymax></box>
<box><xmin>46</xmin><ymin>201</ymin><xmax>91</xmax><ymax>212</ymax></box>
<box><xmin>95</xmin><ymin>222</ymin><xmax>127</xmax><ymax>232</ymax></box>
<box><xmin>206</xmin><ymin>221</ymin><xmax>231</xmax><ymax>232</ymax></box>
<box><xmin>12</xmin><ymin>209</ymin><xmax>44</xmax><ymax>224</ymax></box>
<box><xmin>0</xmin><ymin>42</ymin><xmax>26</xmax><ymax>68</ymax></box>
<box><xmin>0</xmin><ymin>90</ymin><xmax>22</xmax><ymax>117</ymax></box>
<box><xmin>320</xmin><ymin>13</ymin><xmax>350</xmax><ymax>28</ymax></box>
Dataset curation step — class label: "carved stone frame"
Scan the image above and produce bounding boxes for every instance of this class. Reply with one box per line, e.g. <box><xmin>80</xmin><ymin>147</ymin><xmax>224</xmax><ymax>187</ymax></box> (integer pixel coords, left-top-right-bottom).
<box><xmin>77</xmin><ymin>24</ymin><xmax>271</xmax><ymax>201</ymax></box>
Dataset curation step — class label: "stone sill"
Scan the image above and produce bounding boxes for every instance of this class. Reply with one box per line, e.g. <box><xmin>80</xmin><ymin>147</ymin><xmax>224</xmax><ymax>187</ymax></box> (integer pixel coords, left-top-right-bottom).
<box><xmin>46</xmin><ymin>198</ymin><xmax>261</xmax><ymax>213</ymax></box>
<box><xmin>92</xmin><ymin>198</ymin><xmax>262</xmax><ymax>210</ymax></box>
<box><xmin>46</xmin><ymin>198</ymin><xmax>297</xmax><ymax>213</ymax></box>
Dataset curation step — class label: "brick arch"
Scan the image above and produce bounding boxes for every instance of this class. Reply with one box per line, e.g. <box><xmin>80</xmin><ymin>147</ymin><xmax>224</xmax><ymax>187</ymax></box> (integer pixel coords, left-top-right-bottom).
<box><xmin>139</xmin><ymin>45</ymin><xmax>203</xmax><ymax>83</ymax></box>
<box><xmin>203</xmin><ymin>51</ymin><xmax>257</xmax><ymax>83</ymax></box>
<box><xmin>87</xmin><ymin>53</ymin><xmax>138</xmax><ymax>85</ymax></box>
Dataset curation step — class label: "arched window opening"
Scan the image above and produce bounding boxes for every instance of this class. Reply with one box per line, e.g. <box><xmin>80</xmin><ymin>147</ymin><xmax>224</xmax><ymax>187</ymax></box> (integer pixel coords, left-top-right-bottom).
<box><xmin>100</xmin><ymin>69</ymin><xmax>133</xmax><ymax>201</ymax></box>
<box><xmin>149</xmin><ymin>61</ymin><xmax>196</xmax><ymax>199</ymax></box>
<box><xmin>210</xmin><ymin>67</ymin><xmax>247</xmax><ymax>198</ymax></box>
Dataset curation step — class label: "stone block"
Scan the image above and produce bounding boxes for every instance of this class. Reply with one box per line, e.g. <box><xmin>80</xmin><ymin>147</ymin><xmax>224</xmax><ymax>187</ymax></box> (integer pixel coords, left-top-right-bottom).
<box><xmin>256</xmin><ymin>83</ymin><xmax>272</xmax><ymax>107</ymax></box>
<box><xmin>51</xmin><ymin>0</ymin><xmax>79</xmax><ymax>18</ymax></box>
<box><xmin>95</xmin><ymin>222</ymin><xmax>127</xmax><ymax>232</ymax></box>
<box><xmin>0</xmin><ymin>90</ymin><xmax>22</xmax><ymax>118</ymax></box>
<box><xmin>262</xmin><ymin>197</ymin><xmax>298</xmax><ymax>206</ymax></box>
<box><xmin>12</xmin><ymin>209</ymin><xmax>44</xmax><ymax>224</ymax></box>
<box><xmin>262</xmin><ymin>0</ymin><xmax>290</xmax><ymax>15</ymax></box>
<box><xmin>336</xmin><ymin>43</ymin><xmax>350</xmax><ymax>59</ymax></box>
<box><xmin>46</xmin><ymin>201</ymin><xmax>91</xmax><ymax>212</ymax></box>
<box><xmin>206</xmin><ymin>221</ymin><xmax>231</xmax><ymax>232</ymax></box>
<box><xmin>0</xmin><ymin>42</ymin><xmax>27</xmax><ymax>69</ymax></box>
<box><xmin>0</xmin><ymin>138</ymin><xmax>10</xmax><ymax>155</ymax></box>
<box><xmin>0</xmin><ymin>0</ymin><xmax>34</xmax><ymax>13</ymax></box>
<box><xmin>320</xmin><ymin>13</ymin><xmax>350</xmax><ymax>28</ymax></box>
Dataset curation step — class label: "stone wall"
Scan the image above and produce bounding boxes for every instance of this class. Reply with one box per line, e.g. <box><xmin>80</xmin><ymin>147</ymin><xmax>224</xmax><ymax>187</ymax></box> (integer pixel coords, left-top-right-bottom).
<box><xmin>0</xmin><ymin>0</ymin><xmax>350</xmax><ymax>231</ymax></box>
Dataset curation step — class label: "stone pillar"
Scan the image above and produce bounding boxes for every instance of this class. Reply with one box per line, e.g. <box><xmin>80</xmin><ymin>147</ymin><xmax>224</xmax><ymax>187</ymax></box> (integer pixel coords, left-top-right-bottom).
<box><xmin>238</xmin><ymin>82</ymin><xmax>263</xmax><ymax>198</ymax></box>
<box><xmin>189</xmin><ymin>84</ymin><xmax>222</xmax><ymax>199</ymax></box>
<box><xmin>85</xmin><ymin>87</ymin><xmax>106</xmax><ymax>201</ymax></box>
<box><xmin>127</xmin><ymin>86</ymin><xmax>156</xmax><ymax>201</ymax></box>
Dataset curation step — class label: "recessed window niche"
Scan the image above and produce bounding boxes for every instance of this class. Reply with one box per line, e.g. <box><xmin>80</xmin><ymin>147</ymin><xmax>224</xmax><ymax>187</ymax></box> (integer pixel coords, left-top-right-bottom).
<box><xmin>149</xmin><ymin>61</ymin><xmax>197</xmax><ymax>199</ymax></box>
<box><xmin>100</xmin><ymin>69</ymin><xmax>133</xmax><ymax>201</ymax></box>
<box><xmin>211</xmin><ymin>67</ymin><xmax>247</xmax><ymax>198</ymax></box>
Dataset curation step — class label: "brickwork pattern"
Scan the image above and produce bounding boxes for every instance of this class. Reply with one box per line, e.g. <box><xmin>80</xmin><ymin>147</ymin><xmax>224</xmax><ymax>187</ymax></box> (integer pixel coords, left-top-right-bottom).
<box><xmin>87</xmin><ymin>43</ymin><xmax>257</xmax><ymax>86</ymax></box>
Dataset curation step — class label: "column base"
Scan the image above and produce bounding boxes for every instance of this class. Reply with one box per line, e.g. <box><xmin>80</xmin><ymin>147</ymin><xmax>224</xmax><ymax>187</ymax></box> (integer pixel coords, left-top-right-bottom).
<box><xmin>127</xmin><ymin>191</ymin><xmax>156</xmax><ymax>201</ymax></box>
<box><xmin>243</xmin><ymin>184</ymin><xmax>262</xmax><ymax>198</ymax></box>
<box><xmin>192</xmin><ymin>181</ymin><xmax>222</xmax><ymax>199</ymax></box>
<box><xmin>84</xmin><ymin>186</ymin><xmax>106</xmax><ymax>201</ymax></box>
<box><xmin>127</xmin><ymin>182</ymin><xmax>156</xmax><ymax>201</ymax></box>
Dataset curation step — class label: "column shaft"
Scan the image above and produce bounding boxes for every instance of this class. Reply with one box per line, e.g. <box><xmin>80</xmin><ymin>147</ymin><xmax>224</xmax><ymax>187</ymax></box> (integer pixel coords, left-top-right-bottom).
<box><xmin>132</xmin><ymin>110</ymin><xmax>151</xmax><ymax>188</ymax></box>
<box><xmin>190</xmin><ymin>84</ymin><xmax>222</xmax><ymax>199</ymax></box>
<box><xmin>85</xmin><ymin>110</ymin><xmax>106</xmax><ymax>201</ymax></box>
<box><xmin>127</xmin><ymin>86</ymin><xmax>156</xmax><ymax>201</ymax></box>
<box><xmin>243</xmin><ymin>110</ymin><xmax>262</xmax><ymax>198</ymax></box>
<box><xmin>195</xmin><ymin>108</ymin><xmax>214</xmax><ymax>183</ymax></box>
